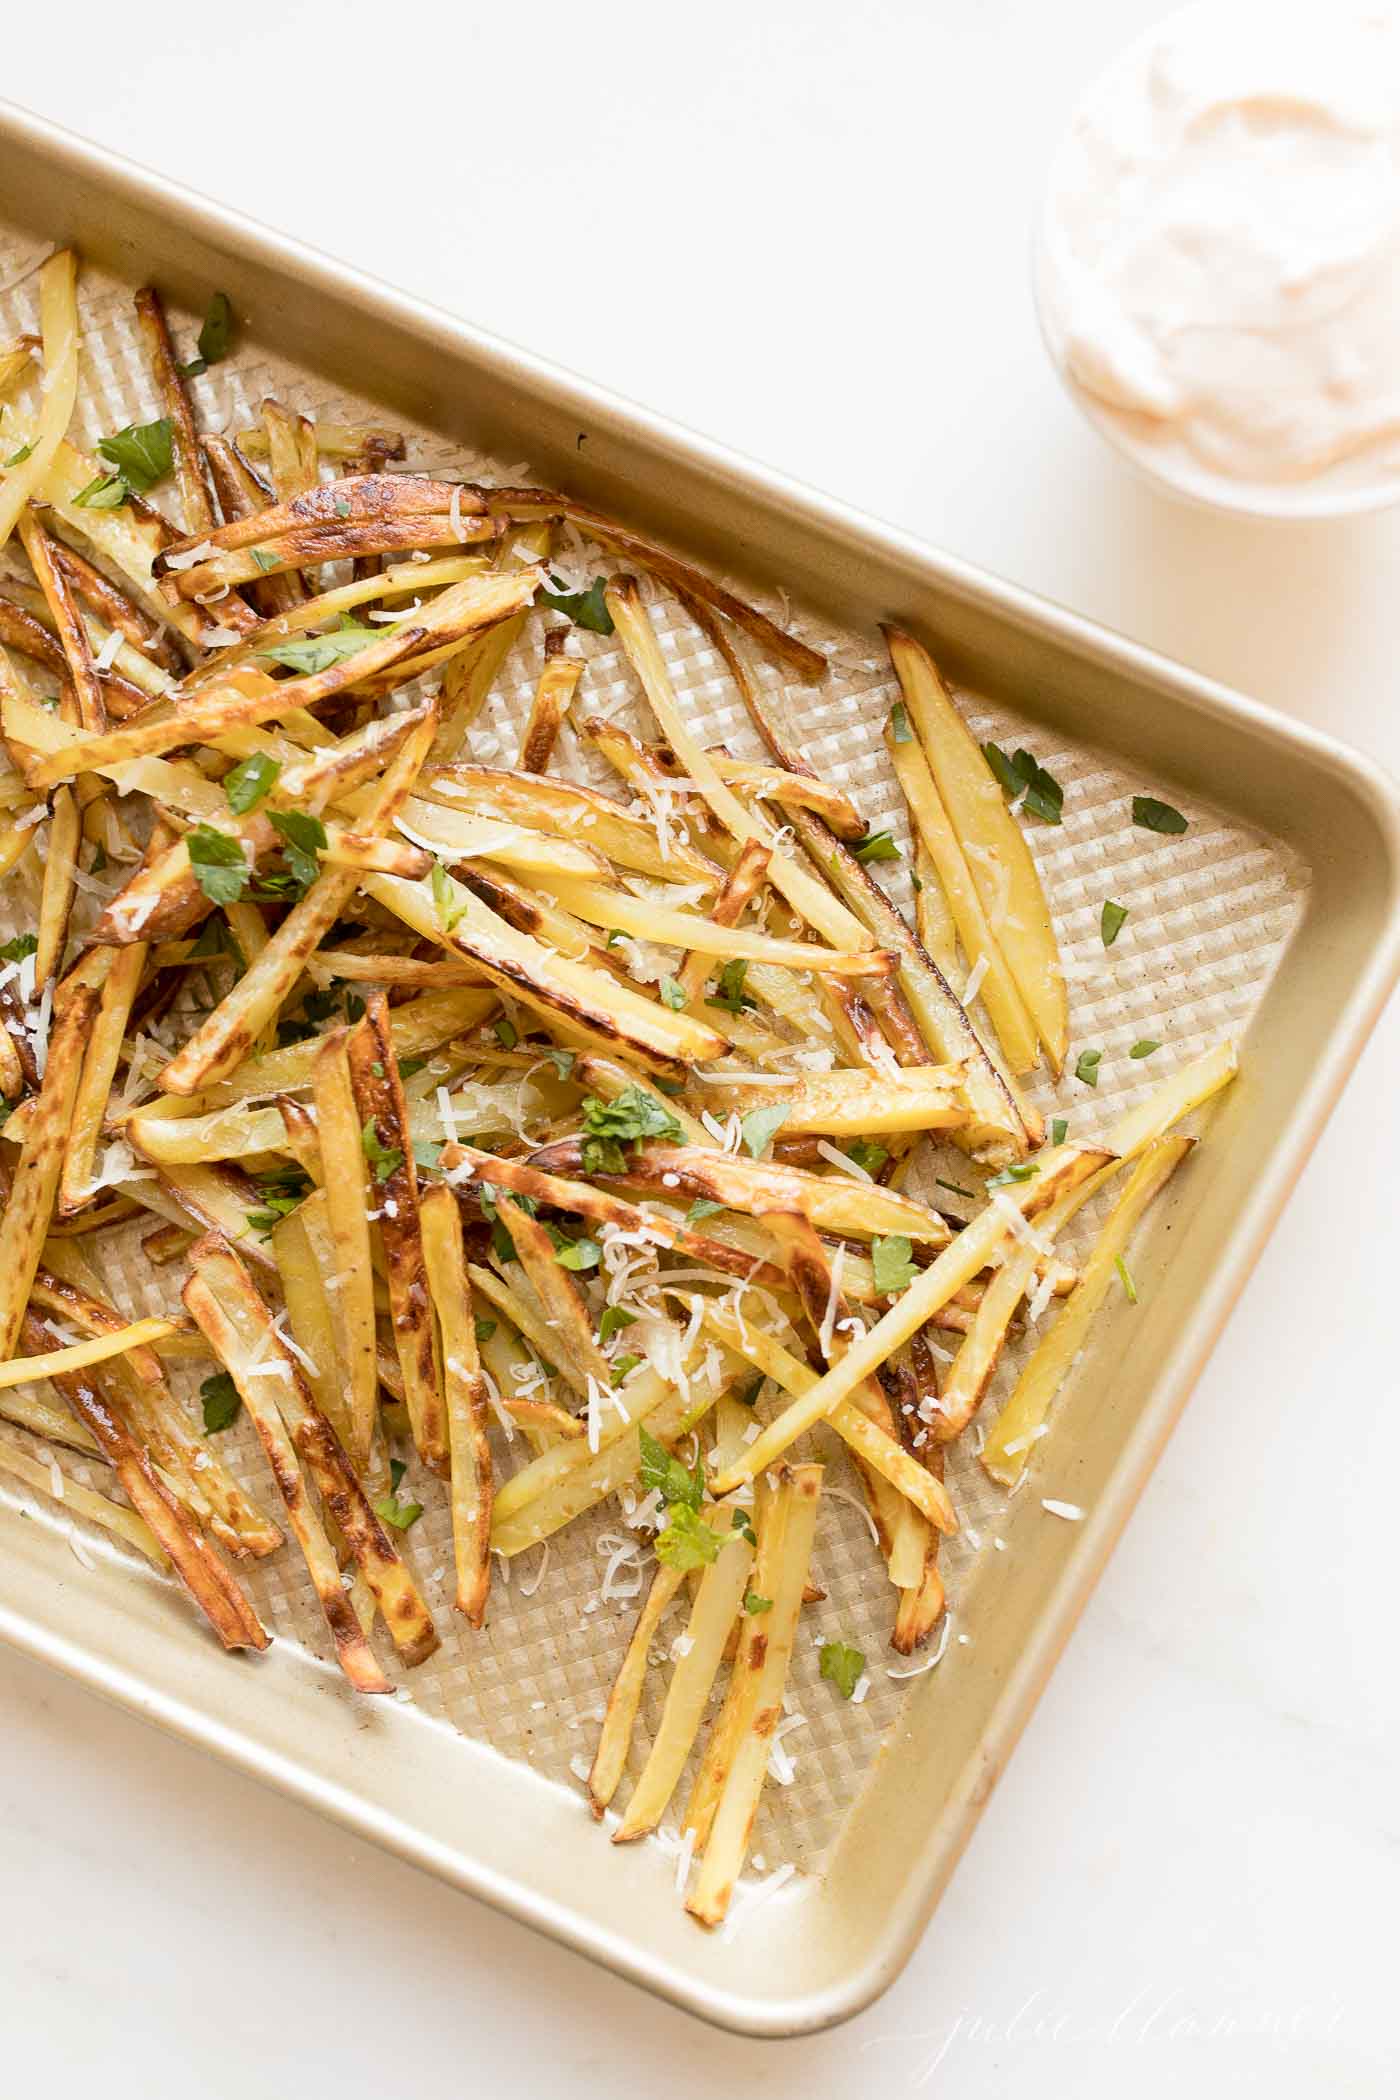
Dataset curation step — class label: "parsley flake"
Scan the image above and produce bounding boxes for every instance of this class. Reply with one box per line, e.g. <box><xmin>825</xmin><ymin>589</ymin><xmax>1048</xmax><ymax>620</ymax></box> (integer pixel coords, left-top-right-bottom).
<box><xmin>983</xmin><ymin>742</ymin><xmax>1064</xmax><ymax>825</ymax></box>
<box><xmin>852</xmin><ymin>829</ymin><xmax>901</xmax><ymax>864</ymax></box>
<box><xmin>95</xmin><ymin>417</ymin><xmax>173</xmax><ymax>495</ymax></box>
<box><xmin>540</xmin><ymin>574</ymin><xmax>613</xmax><ymax>633</ymax></box>
<box><xmin>222</xmin><ymin>750</ymin><xmax>280</xmax><ymax>814</ymax></box>
<box><xmin>739</xmin><ymin>1104</ymin><xmax>788</xmax><ymax>1158</ymax></box>
<box><xmin>871</xmin><ymin>1234</ymin><xmax>917</xmax><ymax>1296</ymax></box>
<box><xmin>1073</xmin><ymin>1048</ymin><xmax>1102</xmax><ymax>1087</ymax></box>
<box><xmin>819</xmin><ymin>1639</ymin><xmax>866</xmax><ymax>1699</ymax></box>
<box><xmin>1129</xmin><ymin>1038</ymin><xmax>1161</xmax><ymax>1059</ymax></box>
<box><xmin>361</xmin><ymin>1117</ymin><xmax>404</xmax><ymax>1181</ymax></box>
<box><xmin>1100</xmin><ymin>899</ymin><xmax>1129</xmax><ymax>947</ymax></box>
<box><xmin>259</xmin><ymin>624</ymin><xmax>378</xmax><ymax>676</ymax></box>
<box><xmin>185</xmin><ymin>824</ymin><xmax>248</xmax><ymax>906</ymax></box>
<box><xmin>1132</xmin><ymin>795</ymin><xmax>1188</xmax><ymax>835</ymax></box>
<box><xmin>200</xmin><ymin>1371</ymin><xmax>241</xmax><ymax>1434</ymax></box>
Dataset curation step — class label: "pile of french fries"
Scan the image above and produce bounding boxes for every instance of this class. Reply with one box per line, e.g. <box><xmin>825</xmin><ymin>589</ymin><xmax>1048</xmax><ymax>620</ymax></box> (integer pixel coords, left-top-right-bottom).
<box><xmin>0</xmin><ymin>251</ymin><xmax>1236</xmax><ymax>1925</ymax></box>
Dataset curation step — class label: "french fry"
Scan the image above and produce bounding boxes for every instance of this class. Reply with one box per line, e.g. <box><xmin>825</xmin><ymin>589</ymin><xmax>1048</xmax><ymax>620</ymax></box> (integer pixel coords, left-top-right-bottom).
<box><xmin>518</xmin><ymin>628</ymin><xmax>582</xmax><ymax>772</ymax></box>
<box><xmin>0</xmin><ymin>1318</ymin><xmax>180</xmax><ymax>1389</ymax></box>
<box><xmin>34</xmin><ymin>785</ymin><xmax>80</xmax><ymax>991</ymax></box>
<box><xmin>607</xmin><ymin>577</ymin><xmax>869</xmax><ymax>953</ymax></box>
<box><xmin>542</xmin><ymin>873</ymin><xmax>894</xmax><ymax>979</ymax></box>
<box><xmin>185</xmin><ymin>1235</ymin><xmax>439</xmax><ymax>1671</ymax></box>
<box><xmin>18</xmin><ymin>511</ymin><xmax>108</xmax><ymax>731</ymax></box>
<box><xmin>914</xmin><ymin>836</ymin><xmax>958</xmax><ymax>979</ymax></box>
<box><xmin>696</xmin><ymin>1063</ymin><xmax>967</xmax><ymax>1137</ymax></box>
<box><xmin>28</xmin><ymin>1314</ymin><xmax>268</xmax><ymax>1651</ymax></box>
<box><xmin>156</xmin><ymin>705</ymin><xmax>438</xmax><ymax>1093</ymax></box>
<box><xmin>134</xmin><ymin>286</ymin><xmax>217</xmax><ymax>540</ymax></box>
<box><xmin>59</xmin><ymin>940</ymin><xmax>148</xmax><ymax>1213</ymax></box>
<box><xmin>586</xmin><ymin>1559</ymin><xmax>689</xmax><ymax>1814</ymax></box>
<box><xmin>980</xmin><ymin>1136</ymin><xmax>1194</xmax><ymax>1486</ymax></box>
<box><xmin>686</xmin><ymin>1463</ymin><xmax>822</xmax><ymax>1924</ymax></box>
<box><xmin>311</xmin><ymin>1030</ymin><xmax>379</xmax><ymax>1468</ymax></box>
<box><xmin>0</xmin><ymin>1431</ymin><xmax>167</xmax><ymax>1565</ymax></box>
<box><xmin>348</xmin><ymin>991</ymin><xmax>446</xmax><ymax>1472</ymax></box>
<box><xmin>360</xmin><ymin>867</ymin><xmax>727</xmax><ymax>1078</ymax></box>
<box><xmin>419</xmin><ymin>1183</ymin><xmax>493</xmax><ymax>1624</ymax></box>
<box><xmin>0</xmin><ymin>977</ymin><xmax>100</xmax><ymax>1356</ymax></box>
<box><xmin>611</xmin><ymin>1518</ymin><xmax>754</xmax><ymax>1838</ymax></box>
<box><xmin>0</xmin><ymin>250</ymin><xmax>80</xmax><ymax>551</ymax></box>
<box><xmin>707</xmin><ymin>1143</ymin><xmax>1112</xmax><ymax>1489</ymax></box>
<box><xmin>420</xmin><ymin>763</ymin><xmax>720</xmax><ymax>888</ymax></box>
<box><xmin>528</xmin><ymin>1137</ymin><xmax>954</xmax><ymax>1247</ymax></box>
<box><xmin>886</xmin><ymin>627</ymin><xmax>1067</xmax><ymax>1073</ymax></box>
<box><xmin>233</xmin><ymin>422</ymin><xmax>405</xmax><ymax>464</ymax></box>
<box><xmin>885</xmin><ymin>711</ymin><xmax>1039</xmax><ymax>1076</ymax></box>
<box><xmin>493</xmin><ymin>1191</ymin><xmax>611</xmax><ymax>1402</ymax></box>
<box><xmin>489</xmin><ymin>1381</ymin><xmax>704</xmax><ymax>1556</ymax></box>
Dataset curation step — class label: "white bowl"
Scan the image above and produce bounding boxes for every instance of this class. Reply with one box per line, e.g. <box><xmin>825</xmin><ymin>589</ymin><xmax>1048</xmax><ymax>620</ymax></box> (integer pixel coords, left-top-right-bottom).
<box><xmin>1033</xmin><ymin>3</ymin><xmax>1400</xmax><ymax>523</ymax></box>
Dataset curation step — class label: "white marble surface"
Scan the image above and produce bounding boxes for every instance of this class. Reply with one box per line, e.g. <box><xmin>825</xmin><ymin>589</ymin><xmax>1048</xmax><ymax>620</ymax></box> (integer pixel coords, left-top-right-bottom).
<box><xmin>2</xmin><ymin>3</ymin><xmax>1397</xmax><ymax>2093</ymax></box>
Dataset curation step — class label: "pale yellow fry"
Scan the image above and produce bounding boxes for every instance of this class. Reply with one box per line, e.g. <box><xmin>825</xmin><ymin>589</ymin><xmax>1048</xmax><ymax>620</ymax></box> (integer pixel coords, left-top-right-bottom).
<box><xmin>981</xmin><ymin>1136</ymin><xmax>1194</xmax><ymax>1484</ymax></box>
<box><xmin>544</xmin><ymin>874</ymin><xmax>892</xmax><ymax>978</ymax></box>
<box><xmin>311</xmin><ymin>1033</ymin><xmax>378</xmax><ymax>1468</ymax></box>
<box><xmin>605</xmin><ymin>577</ymin><xmax>871</xmax><ymax>952</ymax></box>
<box><xmin>887</xmin><ymin>627</ymin><xmax>1067</xmax><ymax>1072</ymax></box>
<box><xmin>0</xmin><ymin>251</ymin><xmax>79</xmax><ymax>550</ymax></box>
<box><xmin>157</xmin><ymin>708</ymin><xmax>438</xmax><ymax>1093</ymax></box>
<box><xmin>612</xmin><ymin>1523</ymin><xmax>754</xmax><ymax>1839</ymax></box>
<box><xmin>489</xmin><ymin>1383</ymin><xmax>706</xmax><ymax>1556</ymax></box>
<box><xmin>587</xmin><ymin>1561</ymin><xmax>687</xmax><ymax>1813</ymax></box>
<box><xmin>35</xmin><ymin>785</ymin><xmax>80</xmax><ymax>989</ymax></box>
<box><xmin>886</xmin><ymin>720</ymin><xmax>1039</xmax><ymax>1075</ymax></box>
<box><xmin>0</xmin><ymin>1318</ymin><xmax>180</xmax><ymax>1390</ymax></box>
<box><xmin>687</xmin><ymin>1464</ymin><xmax>822</xmax><ymax>1925</ymax></box>
<box><xmin>420</xmin><ymin>1184</ymin><xmax>493</xmax><ymax>1626</ymax></box>
<box><xmin>914</xmin><ymin>837</ymin><xmax>959</xmax><ymax>979</ymax></box>
<box><xmin>695</xmin><ymin>1063</ymin><xmax>967</xmax><ymax>1137</ymax></box>
<box><xmin>0</xmin><ymin>981</ymin><xmax>99</xmax><ymax>1357</ymax></box>
<box><xmin>707</xmin><ymin>1144</ymin><xmax>1111</xmax><ymax>1491</ymax></box>
<box><xmin>60</xmin><ymin>941</ymin><xmax>146</xmax><ymax>1213</ymax></box>
<box><xmin>0</xmin><ymin>1432</ymin><xmax>166</xmax><ymax>1565</ymax></box>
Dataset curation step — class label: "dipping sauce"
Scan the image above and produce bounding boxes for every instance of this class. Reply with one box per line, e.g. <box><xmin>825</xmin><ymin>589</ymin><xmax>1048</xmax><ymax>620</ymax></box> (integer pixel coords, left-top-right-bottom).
<box><xmin>1036</xmin><ymin>3</ymin><xmax>1400</xmax><ymax>514</ymax></box>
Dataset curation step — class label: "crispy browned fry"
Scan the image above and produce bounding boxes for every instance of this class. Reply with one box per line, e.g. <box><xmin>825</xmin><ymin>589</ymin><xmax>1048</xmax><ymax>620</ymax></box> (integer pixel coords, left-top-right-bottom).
<box><xmin>361</xmin><ymin>867</ymin><xmax>726</xmax><ymax>1080</ymax></box>
<box><xmin>439</xmin><ymin>1143</ymin><xmax>788</xmax><ymax>1290</ymax></box>
<box><xmin>261</xmin><ymin>398</ymin><xmax>318</xmax><ymax>500</ymax></box>
<box><xmin>18</xmin><ymin>511</ymin><xmax>107</xmax><ymax>731</ymax></box>
<box><xmin>308</xmin><ymin>951</ymin><xmax>485</xmax><ymax>990</ymax></box>
<box><xmin>59</xmin><ymin>938</ymin><xmax>148</xmax><ymax>1214</ymax></box>
<box><xmin>892</xmin><ymin>1437</ymin><xmax>946</xmax><ymax>1655</ymax></box>
<box><xmin>529</xmin><ymin>1137</ymin><xmax>953</xmax><ymax>1248</ymax></box>
<box><xmin>498</xmin><ymin>493</ymin><xmax>827</xmax><ymax>683</ymax></box>
<box><xmin>140</xmin><ymin>1221</ymin><xmax>193</xmax><ymax>1263</ymax></box>
<box><xmin>233</xmin><ymin>422</ymin><xmax>406</xmax><ymax>465</ymax></box>
<box><xmin>202</xmin><ymin>434</ymin><xmax>307</xmax><ymax>616</ymax></box>
<box><xmin>302</xmin><ymin>1045</ymin><xmax>375</xmax><ymax>1468</ymax></box>
<box><xmin>155</xmin><ymin>705</ymin><xmax>438</xmax><ymax>1093</ymax></box>
<box><xmin>185</xmin><ymin>1234</ymin><xmax>439</xmax><ymax>1668</ymax></box>
<box><xmin>0</xmin><ymin>977</ymin><xmax>100</xmax><ymax>1356</ymax></box>
<box><xmin>517</xmin><ymin>627</ymin><xmax>582</xmax><ymax>773</ymax></box>
<box><xmin>26</xmin><ymin>1312</ymin><xmax>268</xmax><ymax>1651</ymax></box>
<box><xmin>28</xmin><ymin>570</ymin><xmax>534</xmax><ymax>790</ymax></box>
<box><xmin>420</xmin><ymin>763</ymin><xmax>719</xmax><ymax>889</ymax></box>
<box><xmin>419</xmin><ymin>1184</ymin><xmax>493</xmax><ymax>1624</ymax></box>
<box><xmin>46</xmin><ymin>538</ymin><xmax>185</xmax><ymax>678</ymax></box>
<box><xmin>493</xmin><ymin>1191</ymin><xmax>611</xmax><ymax>1401</ymax></box>
<box><xmin>159</xmin><ymin>472</ymin><xmax>490</xmax><ymax>565</ymax></box>
<box><xmin>134</xmin><ymin>286</ymin><xmax>217</xmax><ymax>540</ymax></box>
<box><xmin>157</xmin><ymin>495</ymin><xmax>504</xmax><ymax>599</ymax></box>
<box><xmin>348</xmin><ymin>992</ymin><xmax>447</xmax><ymax>1473</ymax></box>
<box><xmin>673</xmin><ymin>837</ymin><xmax>771</xmax><ymax>1005</ymax></box>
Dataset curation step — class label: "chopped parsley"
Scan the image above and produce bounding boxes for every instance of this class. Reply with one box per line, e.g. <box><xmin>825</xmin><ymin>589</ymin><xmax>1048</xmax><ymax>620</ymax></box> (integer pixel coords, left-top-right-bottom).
<box><xmin>706</xmin><ymin>958</ymin><xmax>753</xmax><ymax>1014</ymax></box>
<box><xmin>268</xmin><ymin>809</ymin><xmax>326</xmax><ymax>892</ymax></box>
<box><xmin>936</xmin><ymin>1176</ymin><xmax>975</xmax><ymax>1200</ymax></box>
<box><xmin>985</xmin><ymin>1163</ymin><xmax>1039</xmax><ymax>1188</ymax></box>
<box><xmin>579</xmin><ymin>1085</ymin><xmax>681</xmax><ymax>1174</ymax></box>
<box><xmin>744</xmin><ymin>1591</ymin><xmax>773</xmax><ymax>1614</ymax></box>
<box><xmin>1050</xmin><ymin>1116</ymin><xmax>1068</xmax><ymax>1147</ymax></box>
<box><xmin>72</xmin><ymin>473</ymin><xmax>129</xmax><ymax>510</ymax></box>
<box><xmin>540</xmin><ymin>574</ymin><xmax>613</xmax><ymax>633</ymax></box>
<box><xmin>658</xmin><ymin>976</ymin><xmax>686</xmax><ymax>1010</ymax></box>
<box><xmin>94</xmin><ymin>416</ymin><xmax>173</xmax><ymax>495</ymax></box>
<box><xmin>373</xmin><ymin>1482</ymin><xmax>424</xmax><ymax>1532</ymax></box>
<box><xmin>1132</xmin><ymin>795</ymin><xmax>1189</xmax><ymax>835</ymax></box>
<box><xmin>361</xmin><ymin>1116</ymin><xmax>404</xmax><ymax>1182</ymax></box>
<box><xmin>598</xmin><ymin>1305</ymin><xmax>637</xmax><ymax>1344</ymax></box>
<box><xmin>1115</xmin><ymin>1254</ymin><xmax>1138</xmax><ymax>1305</ymax></box>
<box><xmin>200</xmin><ymin>1371</ymin><xmax>241</xmax><ymax>1434</ymax></box>
<box><xmin>430</xmin><ymin>859</ymin><xmax>469</xmax><ymax>933</ymax></box>
<box><xmin>258</xmin><ymin>624</ymin><xmax>378</xmax><ymax>676</ymax></box>
<box><xmin>638</xmin><ymin>1423</ymin><xmax>703</xmax><ymax>1513</ymax></box>
<box><xmin>3</xmin><ymin>441</ymin><xmax>33</xmax><ymax>466</ymax></box>
<box><xmin>493</xmin><ymin>1016</ymin><xmax>518</xmax><ymax>1050</ymax></box>
<box><xmin>185</xmin><ymin>824</ymin><xmax>248</xmax><ymax>906</ymax></box>
<box><xmin>655</xmin><ymin>1502</ymin><xmax>726</xmax><ymax>1570</ymax></box>
<box><xmin>1073</xmin><ymin>1048</ymin><xmax>1102</xmax><ymax>1087</ymax></box>
<box><xmin>1100</xmin><ymin>899</ymin><xmax>1129</xmax><ymax>947</ymax></box>
<box><xmin>1129</xmin><ymin>1038</ymin><xmax>1161</xmax><ymax>1059</ymax></box>
<box><xmin>852</xmin><ymin>829</ymin><xmax>901</xmax><ymax>865</ymax></box>
<box><xmin>222</xmin><ymin>750</ymin><xmax>280</xmax><ymax>814</ymax></box>
<box><xmin>249</xmin><ymin>547</ymin><xmax>280</xmax><ymax>572</ymax></box>
<box><xmin>871</xmin><ymin>1233</ymin><xmax>917</xmax><ymax>1297</ymax></box>
<box><xmin>685</xmin><ymin>1198</ymin><xmax>725</xmax><ymax>1225</ymax></box>
<box><xmin>611</xmin><ymin>1353</ymin><xmax>643</xmax><ymax>1384</ymax></box>
<box><xmin>983</xmin><ymin>741</ymin><xmax>1064</xmax><ymax>825</ymax></box>
<box><xmin>473</xmin><ymin>1316</ymin><xmax>497</xmax><ymax>1346</ymax></box>
<box><xmin>551</xmin><ymin>1228</ymin><xmax>601</xmax><ymax>1272</ymax></box>
<box><xmin>543</xmin><ymin>1047</ymin><xmax>575</xmax><ymax>1078</ymax></box>
<box><xmin>0</xmin><ymin>932</ymin><xmax>37</xmax><ymax>962</ymax></box>
<box><xmin>412</xmin><ymin>1140</ymin><xmax>445</xmax><ymax>1175</ymax></box>
<box><xmin>739</xmin><ymin>1104</ymin><xmax>788</xmax><ymax>1159</ymax></box>
<box><xmin>244</xmin><ymin>1162</ymin><xmax>311</xmax><ymax>1237</ymax></box>
<box><xmin>889</xmin><ymin>700</ymin><xmax>913</xmax><ymax>743</ymax></box>
<box><xmin>844</xmin><ymin>1138</ymin><xmax>888</xmax><ymax>1178</ymax></box>
<box><xmin>819</xmin><ymin>1639</ymin><xmax>866</xmax><ymax>1699</ymax></box>
<box><xmin>178</xmin><ymin>290</ymin><xmax>234</xmax><ymax>376</ymax></box>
